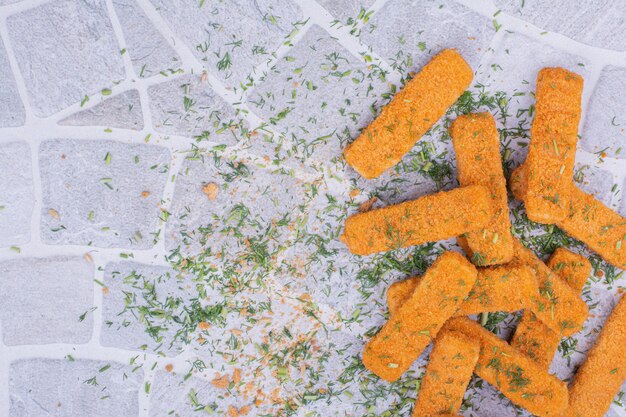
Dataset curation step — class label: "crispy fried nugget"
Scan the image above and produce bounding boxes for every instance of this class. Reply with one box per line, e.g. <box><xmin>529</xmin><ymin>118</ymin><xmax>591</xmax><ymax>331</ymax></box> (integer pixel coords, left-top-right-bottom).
<box><xmin>344</xmin><ymin>49</ymin><xmax>473</xmax><ymax>179</ymax></box>
<box><xmin>511</xmin><ymin>164</ymin><xmax>626</xmax><ymax>269</ymax></box>
<box><xmin>511</xmin><ymin>248</ymin><xmax>591</xmax><ymax>367</ymax></box>
<box><xmin>387</xmin><ymin>264</ymin><xmax>538</xmax><ymax>317</ymax></box>
<box><xmin>525</xmin><ymin>68</ymin><xmax>583</xmax><ymax>223</ymax></box>
<box><xmin>443</xmin><ymin>317</ymin><xmax>569</xmax><ymax>417</ymax></box>
<box><xmin>412</xmin><ymin>330</ymin><xmax>479</xmax><ymax>416</ymax></box>
<box><xmin>512</xmin><ymin>240</ymin><xmax>589</xmax><ymax>336</ymax></box>
<box><xmin>450</xmin><ymin>112</ymin><xmax>513</xmax><ymax>265</ymax></box>
<box><xmin>566</xmin><ymin>295</ymin><xmax>626</xmax><ymax>417</ymax></box>
<box><xmin>362</xmin><ymin>252</ymin><xmax>478</xmax><ymax>381</ymax></box>
<box><xmin>341</xmin><ymin>185</ymin><xmax>493</xmax><ymax>255</ymax></box>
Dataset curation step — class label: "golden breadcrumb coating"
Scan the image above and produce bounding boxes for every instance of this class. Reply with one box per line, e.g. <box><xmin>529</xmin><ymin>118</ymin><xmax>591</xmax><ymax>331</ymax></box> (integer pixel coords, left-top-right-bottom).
<box><xmin>566</xmin><ymin>295</ymin><xmax>626</xmax><ymax>417</ymax></box>
<box><xmin>443</xmin><ymin>317</ymin><xmax>569</xmax><ymax>417</ymax></box>
<box><xmin>362</xmin><ymin>252</ymin><xmax>477</xmax><ymax>382</ymax></box>
<box><xmin>341</xmin><ymin>185</ymin><xmax>493</xmax><ymax>255</ymax></box>
<box><xmin>524</xmin><ymin>67</ymin><xmax>583</xmax><ymax>223</ymax></box>
<box><xmin>344</xmin><ymin>49</ymin><xmax>473</xmax><ymax>179</ymax></box>
<box><xmin>546</xmin><ymin>247</ymin><xmax>591</xmax><ymax>293</ymax></box>
<box><xmin>450</xmin><ymin>112</ymin><xmax>513</xmax><ymax>265</ymax></box>
<box><xmin>412</xmin><ymin>330</ymin><xmax>479</xmax><ymax>416</ymax></box>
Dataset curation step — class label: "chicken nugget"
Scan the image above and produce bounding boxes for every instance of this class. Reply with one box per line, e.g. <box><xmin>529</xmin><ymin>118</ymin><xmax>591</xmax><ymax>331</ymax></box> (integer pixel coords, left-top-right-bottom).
<box><xmin>412</xmin><ymin>330</ymin><xmax>479</xmax><ymax>416</ymax></box>
<box><xmin>512</xmin><ymin>240</ymin><xmax>588</xmax><ymax>336</ymax></box>
<box><xmin>511</xmin><ymin>164</ymin><xmax>626</xmax><ymax>269</ymax></box>
<box><xmin>525</xmin><ymin>68</ymin><xmax>583</xmax><ymax>223</ymax></box>
<box><xmin>344</xmin><ymin>49</ymin><xmax>473</xmax><ymax>179</ymax></box>
<box><xmin>443</xmin><ymin>317</ymin><xmax>569</xmax><ymax>417</ymax></box>
<box><xmin>362</xmin><ymin>252</ymin><xmax>478</xmax><ymax>381</ymax></box>
<box><xmin>450</xmin><ymin>112</ymin><xmax>513</xmax><ymax>265</ymax></box>
<box><xmin>341</xmin><ymin>185</ymin><xmax>493</xmax><ymax>255</ymax></box>
<box><xmin>511</xmin><ymin>248</ymin><xmax>591</xmax><ymax>367</ymax></box>
<box><xmin>567</xmin><ymin>295</ymin><xmax>626</xmax><ymax>417</ymax></box>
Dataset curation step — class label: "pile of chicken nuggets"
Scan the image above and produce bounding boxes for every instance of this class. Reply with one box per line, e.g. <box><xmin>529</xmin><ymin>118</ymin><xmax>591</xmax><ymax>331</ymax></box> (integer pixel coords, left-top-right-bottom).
<box><xmin>341</xmin><ymin>49</ymin><xmax>626</xmax><ymax>417</ymax></box>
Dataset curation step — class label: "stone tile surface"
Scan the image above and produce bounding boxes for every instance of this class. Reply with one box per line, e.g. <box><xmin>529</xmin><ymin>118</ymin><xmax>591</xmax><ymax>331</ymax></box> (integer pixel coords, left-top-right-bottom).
<box><xmin>148</xmin><ymin>74</ymin><xmax>246</xmax><ymax>143</ymax></box>
<box><xmin>113</xmin><ymin>0</ymin><xmax>181</xmax><ymax>78</ymax></box>
<box><xmin>574</xmin><ymin>162</ymin><xmax>615</xmax><ymax>205</ymax></box>
<box><xmin>582</xmin><ymin>65</ymin><xmax>626</xmax><ymax>159</ymax></box>
<box><xmin>101</xmin><ymin>261</ymin><xmax>191</xmax><ymax>354</ymax></box>
<box><xmin>0</xmin><ymin>38</ymin><xmax>25</xmax><ymax>127</ymax></box>
<box><xmin>0</xmin><ymin>256</ymin><xmax>93</xmax><ymax>345</ymax></box>
<box><xmin>10</xmin><ymin>359</ymin><xmax>142</xmax><ymax>417</ymax></box>
<box><xmin>39</xmin><ymin>139</ymin><xmax>170</xmax><ymax>248</ymax></box>
<box><xmin>149</xmin><ymin>0</ymin><xmax>304</xmax><ymax>86</ymax></box>
<box><xmin>494</xmin><ymin>0</ymin><xmax>626</xmax><ymax>51</ymax></box>
<box><xmin>59</xmin><ymin>90</ymin><xmax>144</xmax><ymax>130</ymax></box>
<box><xmin>318</xmin><ymin>0</ymin><xmax>375</xmax><ymax>23</ymax></box>
<box><xmin>360</xmin><ymin>0</ymin><xmax>495</xmax><ymax>75</ymax></box>
<box><xmin>6</xmin><ymin>0</ymin><xmax>125</xmax><ymax>117</ymax></box>
<box><xmin>248</xmin><ymin>25</ymin><xmax>388</xmax><ymax>171</ymax></box>
<box><xmin>0</xmin><ymin>141</ymin><xmax>33</xmax><ymax>247</ymax></box>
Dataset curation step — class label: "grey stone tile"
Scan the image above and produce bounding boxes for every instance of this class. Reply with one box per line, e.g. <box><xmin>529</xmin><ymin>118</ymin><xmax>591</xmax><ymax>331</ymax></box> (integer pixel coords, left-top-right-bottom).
<box><xmin>318</xmin><ymin>0</ymin><xmax>375</xmax><ymax>23</ymax></box>
<box><xmin>112</xmin><ymin>0</ymin><xmax>182</xmax><ymax>78</ymax></box>
<box><xmin>0</xmin><ymin>37</ymin><xmax>25</xmax><ymax>127</ymax></box>
<box><xmin>360</xmin><ymin>0</ymin><xmax>495</xmax><ymax>75</ymax></box>
<box><xmin>149</xmin><ymin>371</ymin><xmax>220</xmax><ymax>417</ymax></box>
<box><xmin>149</xmin><ymin>0</ymin><xmax>304</xmax><ymax>87</ymax></box>
<box><xmin>58</xmin><ymin>90</ymin><xmax>144</xmax><ymax>130</ymax></box>
<box><xmin>39</xmin><ymin>139</ymin><xmax>170</xmax><ymax>249</ymax></box>
<box><xmin>6</xmin><ymin>0</ymin><xmax>125</xmax><ymax>117</ymax></box>
<box><xmin>0</xmin><ymin>141</ymin><xmax>33</xmax><ymax>247</ymax></box>
<box><xmin>101</xmin><ymin>261</ymin><xmax>192</xmax><ymax>354</ymax></box>
<box><xmin>248</xmin><ymin>25</ymin><xmax>389</xmax><ymax>171</ymax></box>
<box><xmin>494</xmin><ymin>0</ymin><xmax>626</xmax><ymax>51</ymax></box>
<box><xmin>574</xmin><ymin>163</ymin><xmax>614</xmax><ymax>206</ymax></box>
<box><xmin>582</xmin><ymin>65</ymin><xmax>626</xmax><ymax>159</ymax></box>
<box><xmin>0</xmin><ymin>256</ymin><xmax>93</xmax><ymax>345</ymax></box>
<box><xmin>0</xmin><ymin>0</ymin><xmax>22</xmax><ymax>5</ymax></box>
<box><xmin>148</xmin><ymin>74</ymin><xmax>247</xmax><ymax>144</ymax></box>
<box><xmin>165</xmin><ymin>153</ymin><xmax>307</xmax><ymax>259</ymax></box>
<box><xmin>10</xmin><ymin>358</ymin><xmax>142</xmax><ymax>417</ymax></box>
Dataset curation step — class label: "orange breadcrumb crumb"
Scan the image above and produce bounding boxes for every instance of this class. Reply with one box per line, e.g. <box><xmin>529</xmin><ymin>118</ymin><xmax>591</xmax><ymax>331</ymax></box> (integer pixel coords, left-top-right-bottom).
<box><xmin>344</xmin><ymin>49</ymin><xmax>473</xmax><ymax>179</ymax></box>
<box><xmin>362</xmin><ymin>252</ymin><xmax>478</xmax><ymax>381</ymax></box>
<box><xmin>511</xmin><ymin>247</ymin><xmax>591</xmax><ymax>367</ymax></box>
<box><xmin>341</xmin><ymin>185</ymin><xmax>493</xmax><ymax>255</ymax></box>
<box><xmin>443</xmin><ymin>317</ymin><xmax>569</xmax><ymax>417</ymax></box>
<box><xmin>386</xmin><ymin>263</ymin><xmax>538</xmax><ymax>316</ymax></box>
<box><xmin>524</xmin><ymin>68</ymin><xmax>583</xmax><ymax>223</ymax></box>
<box><xmin>566</xmin><ymin>295</ymin><xmax>626</xmax><ymax>417</ymax></box>
<box><xmin>412</xmin><ymin>330</ymin><xmax>479</xmax><ymax>416</ymax></box>
<box><xmin>450</xmin><ymin>112</ymin><xmax>513</xmax><ymax>265</ymax></box>
<box><xmin>511</xmin><ymin>164</ymin><xmax>626</xmax><ymax>269</ymax></box>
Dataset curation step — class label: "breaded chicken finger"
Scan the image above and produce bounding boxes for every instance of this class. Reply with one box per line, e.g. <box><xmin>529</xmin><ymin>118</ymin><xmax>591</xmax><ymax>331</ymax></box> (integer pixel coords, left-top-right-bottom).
<box><xmin>341</xmin><ymin>185</ymin><xmax>493</xmax><ymax>255</ymax></box>
<box><xmin>362</xmin><ymin>252</ymin><xmax>478</xmax><ymax>381</ymax></box>
<box><xmin>443</xmin><ymin>317</ymin><xmax>569</xmax><ymax>417</ymax></box>
<box><xmin>344</xmin><ymin>49</ymin><xmax>473</xmax><ymax>179</ymax></box>
<box><xmin>412</xmin><ymin>331</ymin><xmax>479</xmax><ymax>416</ymax></box>
<box><xmin>451</xmin><ymin>112</ymin><xmax>513</xmax><ymax>265</ymax></box>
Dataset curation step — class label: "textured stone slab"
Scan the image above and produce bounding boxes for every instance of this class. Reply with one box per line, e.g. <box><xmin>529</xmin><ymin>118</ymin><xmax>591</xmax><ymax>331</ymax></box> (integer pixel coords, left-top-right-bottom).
<box><xmin>318</xmin><ymin>0</ymin><xmax>375</xmax><ymax>23</ymax></box>
<box><xmin>0</xmin><ymin>38</ymin><xmax>25</xmax><ymax>127</ymax></box>
<box><xmin>0</xmin><ymin>256</ymin><xmax>93</xmax><ymax>345</ymax></box>
<box><xmin>360</xmin><ymin>0</ymin><xmax>494</xmax><ymax>75</ymax></box>
<box><xmin>0</xmin><ymin>141</ymin><xmax>33</xmax><ymax>247</ymax></box>
<box><xmin>165</xmin><ymin>153</ymin><xmax>306</xmax><ymax>258</ymax></box>
<box><xmin>0</xmin><ymin>0</ymin><xmax>22</xmax><ymax>5</ymax></box>
<box><xmin>101</xmin><ymin>261</ymin><xmax>191</xmax><ymax>354</ymax></box>
<box><xmin>113</xmin><ymin>0</ymin><xmax>181</xmax><ymax>78</ymax></box>
<box><xmin>6</xmin><ymin>0</ymin><xmax>125</xmax><ymax>117</ymax></box>
<box><xmin>148</xmin><ymin>74</ymin><xmax>246</xmax><ymax>143</ymax></box>
<box><xmin>581</xmin><ymin>66</ymin><xmax>626</xmax><ymax>159</ymax></box>
<box><xmin>10</xmin><ymin>358</ymin><xmax>142</xmax><ymax>416</ymax></box>
<box><xmin>574</xmin><ymin>163</ymin><xmax>614</xmax><ymax>206</ymax></box>
<box><xmin>494</xmin><ymin>0</ymin><xmax>626</xmax><ymax>52</ymax></box>
<box><xmin>248</xmin><ymin>25</ymin><xmax>388</xmax><ymax>171</ymax></box>
<box><xmin>149</xmin><ymin>0</ymin><xmax>303</xmax><ymax>87</ymax></box>
<box><xmin>40</xmin><ymin>139</ymin><xmax>170</xmax><ymax>249</ymax></box>
<box><xmin>59</xmin><ymin>90</ymin><xmax>144</xmax><ymax>130</ymax></box>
